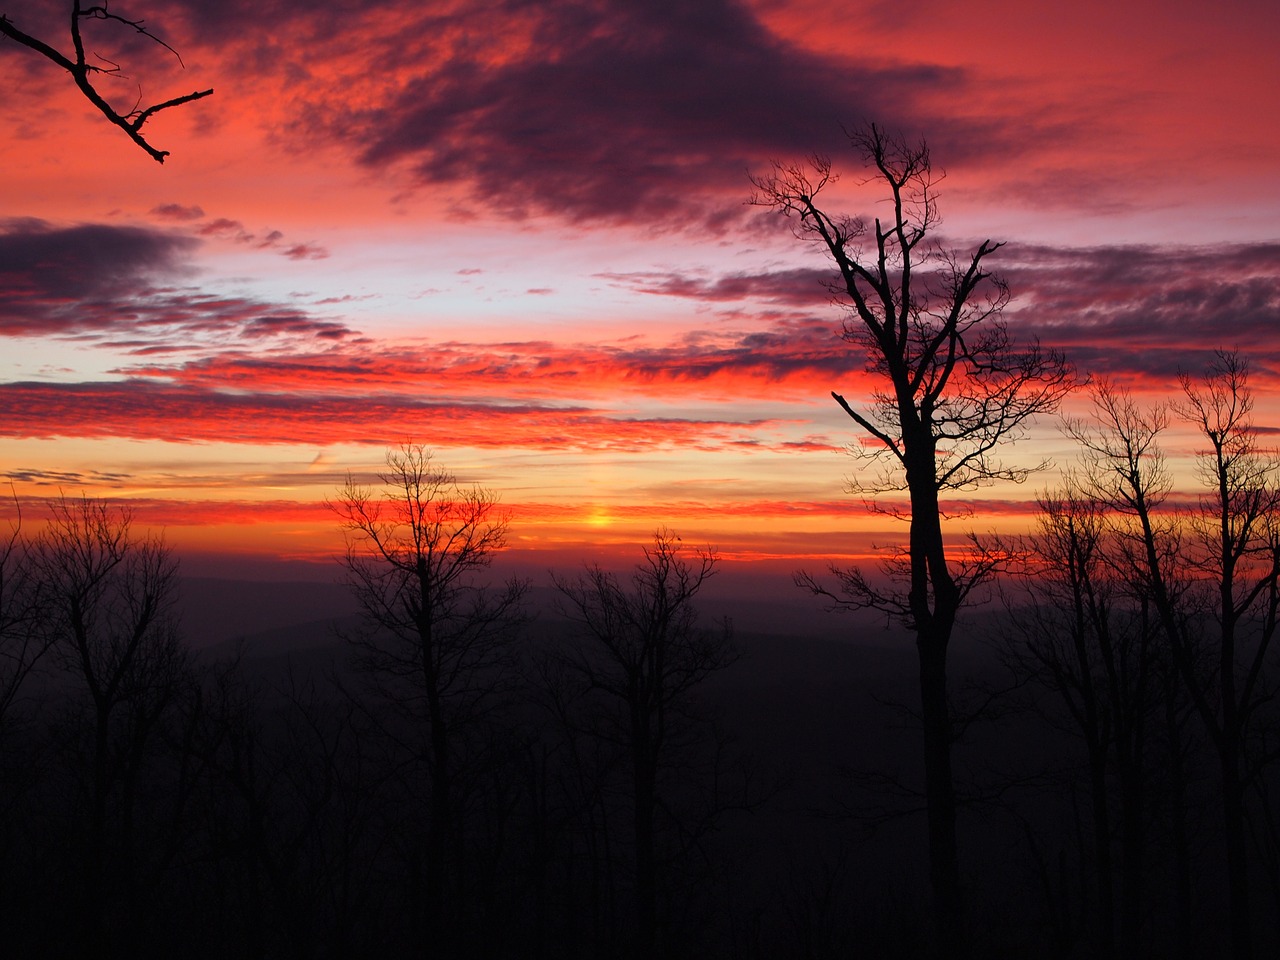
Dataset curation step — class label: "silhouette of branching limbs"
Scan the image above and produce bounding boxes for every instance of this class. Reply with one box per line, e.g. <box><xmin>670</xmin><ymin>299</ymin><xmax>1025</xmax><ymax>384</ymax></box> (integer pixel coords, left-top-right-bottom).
<box><xmin>330</xmin><ymin>444</ymin><xmax>529</xmax><ymax>956</ymax></box>
<box><xmin>752</xmin><ymin>124</ymin><xmax>1072</xmax><ymax>956</ymax></box>
<box><xmin>551</xmin><ymin>532</ymin><xmax>739</xmax><ymax>960</ymax></box>
<box><xmin>0</xmin><ymin>491</ymin><xmax>50</xmax><ymax>735</ymax></box>
<box><xmin>0</xmin><ymin>2</ymin><xmax>212</xmax><ymax>162</ymax></box>
<box><xmin>34</xmin><ymin>494</ymin><xmax>190</xmax><ymax>956</ymax></box>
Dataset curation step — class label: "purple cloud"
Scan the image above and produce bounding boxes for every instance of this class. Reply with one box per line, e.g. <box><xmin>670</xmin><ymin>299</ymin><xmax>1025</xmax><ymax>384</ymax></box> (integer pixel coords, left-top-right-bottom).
<box><xmin>315</xmin><ymin>0</ymin><xmax>963</xmax><ymax>225</ymax></box>
<box><xmin>0</xmin><ymin>218</ymin><xmax>355</xmax><ymax>344</ymax></box>
<box><xmin>607</xmin><ymin>239</ymin><xmax>1280</xmax><ymax>382</ymax></box>
<box><xmin>0</xmin><ymin>218</ymin><xmax>198</xmax><ymax>335</ymax></box>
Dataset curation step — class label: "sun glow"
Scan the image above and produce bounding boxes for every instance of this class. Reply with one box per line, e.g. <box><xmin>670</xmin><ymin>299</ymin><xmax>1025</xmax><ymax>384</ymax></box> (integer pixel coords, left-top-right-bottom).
<box><xmin>585</xmin><ymin>506</ymin><xmax>613</xmax><ymax>528</ymax></box>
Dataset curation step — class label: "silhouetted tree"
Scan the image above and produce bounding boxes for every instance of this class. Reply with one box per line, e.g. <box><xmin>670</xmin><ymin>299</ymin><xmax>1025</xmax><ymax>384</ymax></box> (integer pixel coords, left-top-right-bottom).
<box><xmin>752</xmin><ymin>124</ymin><xmax>1073</xmax><ymax>953</ymax></box>
<box><xmin>552</xmin><ymin>531</ymin><xmax>737</xmax><ymax>960</ymax></box>
<box><xmin>0</xmin><ymin>491</ymin><xmax>52</xmax><ymax>954</ymax></box>
<box><xmin>0</xmin><ymin>1</ymin><xmax>212</xmax><ymax>162</ymax></box>
<box><xmin>0</xmin><ymin>490</ymin><xmax>49</xmax><ymax>734</ymax></box>
<box><xmin>1173</xmin><ymin>352</ymin><xmax>1280</xmax><ymax>960</ymax></box>
<box><xmin>1060</xmin><ymin>364</ymin><xmax>1280</xmax><ymax>960</ymax></box>
<box><xmin>35</xmin><ymin>493</ymin><xmax>188</xmax><ymax>955</ymax></box>
<box><xmin>330</xmin><ymin>443</ymin><xmax>528</xmax><ymax>955</ymax></box>
<box><xmin>193</xmin><ymin>659</ymin><xmax>389</xmax><ymax>960</ymax></box>
<box><xmin>1008</xmin><ymin>478</ymin><xmax>1162</xmax><ymax>958</ymax></box>
<box><xmin>1056</xmin><ymin>381</ymin><xmax>1202</xmax><ymax>958</ymax></box>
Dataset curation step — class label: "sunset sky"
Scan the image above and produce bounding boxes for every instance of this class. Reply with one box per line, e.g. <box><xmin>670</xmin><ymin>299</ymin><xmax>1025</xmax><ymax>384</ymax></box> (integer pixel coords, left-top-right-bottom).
<box><xmin>2</xmin><ymin>0</ymin><xmax>1279</xmax><ymax>574</ymax></box>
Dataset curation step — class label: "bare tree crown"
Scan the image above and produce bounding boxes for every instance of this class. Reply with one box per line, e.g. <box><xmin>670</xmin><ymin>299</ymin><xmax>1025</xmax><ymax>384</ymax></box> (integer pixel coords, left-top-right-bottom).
<box><xmin>329</xmin><ymin>443</ymin><xmax>526</xmax><ymax>700</ymax></box>
<box><xmin>553</xmin><ymin>530</ymin><xmax>737</xmax><ymax>704</ymax></box>
<box><xmin>751</xmin><ymin>124</ymin><xmax>1073</xmax><ymax>496</ymax></box>
<box><xmin>332</xmin><ymin>444</ymin><xmax>509</xmax><ymax>584</ymax></box>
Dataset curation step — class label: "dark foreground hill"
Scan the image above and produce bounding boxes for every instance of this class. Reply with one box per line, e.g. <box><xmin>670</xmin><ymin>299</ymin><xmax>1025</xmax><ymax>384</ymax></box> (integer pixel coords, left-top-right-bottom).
<box><xmin>2</xmin><ymin>573</ymin><xmax>1272</xmax><ymax>958</ymax></box>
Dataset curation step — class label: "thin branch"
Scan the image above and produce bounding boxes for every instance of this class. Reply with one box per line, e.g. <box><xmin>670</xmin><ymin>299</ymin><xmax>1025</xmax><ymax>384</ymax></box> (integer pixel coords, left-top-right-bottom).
<box><xmin>0</xmin><ymin>3</ymin><xmax>213</xmax><ymax>162</ymax></box>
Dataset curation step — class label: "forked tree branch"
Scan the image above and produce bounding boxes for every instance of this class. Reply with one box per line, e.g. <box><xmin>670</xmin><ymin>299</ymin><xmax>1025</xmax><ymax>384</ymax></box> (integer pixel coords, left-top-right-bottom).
<box><xmin>0</xmin><ymin>2</ymin><xmax>213</xmax><ymax>162</ymax></box>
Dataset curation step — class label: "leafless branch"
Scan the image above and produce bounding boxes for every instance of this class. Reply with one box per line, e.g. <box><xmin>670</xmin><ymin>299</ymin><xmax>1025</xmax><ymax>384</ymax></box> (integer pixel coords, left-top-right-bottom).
<box><xmin>0</xmin><ymin>1</ymin><xmax>213</xmax><ymax>162</ymax></box>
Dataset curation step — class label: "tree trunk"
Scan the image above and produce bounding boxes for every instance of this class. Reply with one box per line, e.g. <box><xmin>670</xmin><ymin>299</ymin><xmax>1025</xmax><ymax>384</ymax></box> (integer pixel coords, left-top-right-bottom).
<box><xmin>908</xmin><ymin>443</ymin><xmax>965</xmax><ymax>957</ymax></box>
<box><xmin>917</xmin><ymin>630</ymin><xmax>962</xmax><ymax>957</ymax></box>
<box><xmin>83</xmin><ymin>700</ymin><xmax>112</xmax><ymax>955</ymax></box>
<box><xmin>632</xmin><ymin>712</ymin><xmax>658</xmax><ymax>960</ymax></box>
<box><xmin>1222</xmin><ymin>738</ymin><xmax>1253</xmax><ymax>960</ymax></box>
<box><xmin>426</xmin><ymin>692</ymin><xmax>454</xmax><ymax>958</ymax></box>
<box><xmin>1117</xmin><ymin>764</ymin><xmax>1145</xmax><ymax>959</ymax></box>
<box><xmin>1086</xmin><ymin>745</ymin><xmax>1115</xmax><ymax>959</ymax></box>
<box><xmin>1165</xmin><ymin>690</ymin><xmax>1195</xmax><ymax>960</ymax></box>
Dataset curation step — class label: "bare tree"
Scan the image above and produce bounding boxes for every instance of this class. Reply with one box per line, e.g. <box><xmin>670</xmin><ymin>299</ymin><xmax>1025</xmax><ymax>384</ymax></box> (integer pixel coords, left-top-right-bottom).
<box><xmin>1173</xmin><ymin>352</ymin><xmax>1280</xmax><ymax>960</ymax></box>
<box><xmin>330</xmin><ymin>443</ymin><xmax>528</xmax><ymax>952</ymax></box>
<box><xmin>190</xmin><ymin>658</ymin><xmax>388</xmax><ymax>960</ymax></box>
<box><xmin>0</xmin><ymin>491</ymin><xmax>52</xmax><ymax>954</ymax></box>
<box><xmin>0</xmin><ymin>1</ymin><xmax>212</xmax><ymax>162</ymax></box>
<box><xmin>1061</xmin><ymin>363</ymin><xmax>1280</xmax><ymax>960</ymax></box>
<box><xmin>35</xmin><ymin>493</ymin><xmax>187</xmax><ymax>955</ymax></box>
<box><xmin>552</xmin><ymin>531</ymin><xmax>737</xmax><ymax>960</ymax></box>
<box><xmin>1007</xmin><ymin>475</ymin><xmax>1164</xmax><ymax>959</ymax></box>
<box><xmin>1058</xmin><ymin>381</ymin><xmax>1189</xmax><ymax>960</ymax></box>
<box><xmin>752</xmin><ymin>124</ymin><xmax>1073</xmax><ymax>953</ymax></box>
<box><xmin>0</xmin><ymin>490</ymin><xmax>51</xmax><ymax>735</ymax></box>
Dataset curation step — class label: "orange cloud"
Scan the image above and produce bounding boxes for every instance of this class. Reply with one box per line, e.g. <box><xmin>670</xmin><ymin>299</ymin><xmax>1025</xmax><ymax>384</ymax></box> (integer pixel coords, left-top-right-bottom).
<box><xmin>0</xmin><ymin>380</ymin><xmax>788</xmax><ymax>451</ymax></box>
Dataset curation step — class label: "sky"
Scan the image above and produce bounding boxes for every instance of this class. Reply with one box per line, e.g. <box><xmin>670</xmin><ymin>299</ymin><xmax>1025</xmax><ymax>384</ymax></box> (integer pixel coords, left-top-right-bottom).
<box><xmin>1</xmin><ymin>0</ymin><xmax>1279</xmax><ymax>577</ymax></box>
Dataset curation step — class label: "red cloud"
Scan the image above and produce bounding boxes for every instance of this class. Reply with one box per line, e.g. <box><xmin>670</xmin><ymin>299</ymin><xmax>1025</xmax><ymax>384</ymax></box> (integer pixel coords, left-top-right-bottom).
<box><xmin>119</xmin><ymin>315</ymin><xmax>862</xmax><ymax>403</ymax></box>
<box><xmin>0</xmin><ymin>380</ymin><xmax>783</xmax><ymax>451</ymax></box>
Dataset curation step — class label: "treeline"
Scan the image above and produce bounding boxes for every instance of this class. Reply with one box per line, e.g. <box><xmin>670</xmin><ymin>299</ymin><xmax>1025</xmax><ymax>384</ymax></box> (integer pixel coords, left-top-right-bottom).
<box><xmin>0</xmin><ymin>453</ymin><xmax>762</xmax><ymax>960</ymax></box>
<box><xmin>3</xmin><ymin>377</ymin><xmax>1280</xmax><ymax>959</ymax></box>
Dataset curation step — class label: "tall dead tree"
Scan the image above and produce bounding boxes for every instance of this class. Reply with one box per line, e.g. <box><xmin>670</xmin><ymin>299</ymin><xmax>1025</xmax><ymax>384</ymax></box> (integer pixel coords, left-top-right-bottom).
<box><xmin>1010</xmin><ymin>468</ymin><xmax>1167</xmax><ymax>959</ymax></box>
<box><xmin>0</xmin><ymin>2</ymin><xmax>212</xmax><ymax>162</ymax></box>
<box><xmin>752</xmin><ymin>124</ymin><xmax>1072</xmax><ymax>954</ymax></box>
<box><xmin>1053</xmin><ymin>383</ymin><xmax>1190</xmax><ymax>959</ymax></box>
